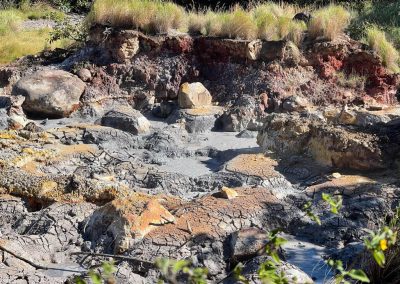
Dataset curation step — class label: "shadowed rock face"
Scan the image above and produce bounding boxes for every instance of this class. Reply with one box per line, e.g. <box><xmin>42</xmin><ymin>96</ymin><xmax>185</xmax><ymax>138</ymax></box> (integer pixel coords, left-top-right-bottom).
<box><xmin>257</xmin><ymin>113</ymin><xmax>387</xmax><ymax>170</ymax></box>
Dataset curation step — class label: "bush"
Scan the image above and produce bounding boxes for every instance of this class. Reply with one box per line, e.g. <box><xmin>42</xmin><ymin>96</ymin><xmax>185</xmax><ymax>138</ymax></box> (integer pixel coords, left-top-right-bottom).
<box><xmin>309</xmin><ymin>4</ymin><xmax>351</xmax><ymax>40</ymax></box>
<box><xmin>366</xmin><ymin>26</ymin><xmax>400</xmax><ymax>73</ymax></box>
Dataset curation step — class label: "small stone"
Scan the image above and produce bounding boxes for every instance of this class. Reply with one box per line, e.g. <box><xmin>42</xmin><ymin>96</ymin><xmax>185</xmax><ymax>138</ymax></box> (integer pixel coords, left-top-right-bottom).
<box><xmin>178</xmin><ymin>82</ymin><xmax>212</xmax><ymax>109</ymax></box>
<box><xmin>77</xmin><ymin>68</ymin><xmax>92</xmax><ymax>82</ymax></box>
<box><xmin>220</xmin><ymin>186</ymin><xmax>238</xmax><ymax>200</ymax></box>
<box><xmin>23</xmin><ymin>122</ymin><xmax>44</xmax><ymax>133</ymax></box>
<box><xmin>332</xmin><ymin>172</ymin><xmax>342</xmax><ymax>179</ymax></box>
<box><xmin>338</xmin><ymin>106</ymin><xmax>357</xmax><ymax>125</ymax></box>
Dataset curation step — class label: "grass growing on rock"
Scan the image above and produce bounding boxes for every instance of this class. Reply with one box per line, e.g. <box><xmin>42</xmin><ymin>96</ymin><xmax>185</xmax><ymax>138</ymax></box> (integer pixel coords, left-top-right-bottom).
<box><xmin>88</xmin><ymin>0</ymin><xmax>341</xmax><ymax>43</ymax></box>
<box><xmin>0</xmin><ymin>3</ymin><xmax>69</xmax><ymax>65</ymax></box>
<box><xmin>366</xmin><ymin>26</ymin><xmax>400</xmax><ymax>73</ymax></box>
<box><xmin>308</xmin><ymin>4</ymin><xmax>351</xmax><ymax>40</ymax></box>
<box><xmin>90</xmin><ymin>0</ymin><xmax>186</xmax><ymax>33</ymax></box>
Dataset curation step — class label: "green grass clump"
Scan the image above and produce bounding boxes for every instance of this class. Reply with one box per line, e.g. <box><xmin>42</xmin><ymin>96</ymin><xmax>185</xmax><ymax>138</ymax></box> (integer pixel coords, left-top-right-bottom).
<box><xmin>309</xmin><ymin>4</ymin><xmax>351</xmax><ymax>40</ymax></box>
<box><xmin>349</xmin><ymin>1</ymin><xmax>400</xmax><ymax>49</ymax></box>
<box><xmin>366</xmin><ymin>26</ymin><xmax>400</xmax><ymax>73</ymax></box>
<box><xmin>0</xmin><ymin>9</ymin><xmax>23</xmax><ymax>35</ymax></box>
<box><xmin>0</xmin><ymin>4</ymin><xmax>69</xmax><ymax>65</ymax></box>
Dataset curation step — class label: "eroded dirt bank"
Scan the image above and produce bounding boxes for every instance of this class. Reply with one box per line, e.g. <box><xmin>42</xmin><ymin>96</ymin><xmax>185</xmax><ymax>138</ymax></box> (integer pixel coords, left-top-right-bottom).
<box><xmin>0</xmin><ymin>27</ymin><xmax>399</xmax><ymax>284</ymax></box>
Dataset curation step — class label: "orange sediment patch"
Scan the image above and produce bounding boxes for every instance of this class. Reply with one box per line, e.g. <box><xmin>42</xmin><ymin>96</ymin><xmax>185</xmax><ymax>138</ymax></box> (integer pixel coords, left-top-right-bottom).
<box><xmin>184</xmin><ymin>106</ymin><xmax>223</xmax><ymax>116</ymax></box>
<box><xmin>307</xmin><ymin>175</ymin><xmax>376</xmax><ymax>194</ymax></box>
<box><xmin>226</xmin><ymin>154</ymin><xmax>279</xmax><ymax>179</ymax></box>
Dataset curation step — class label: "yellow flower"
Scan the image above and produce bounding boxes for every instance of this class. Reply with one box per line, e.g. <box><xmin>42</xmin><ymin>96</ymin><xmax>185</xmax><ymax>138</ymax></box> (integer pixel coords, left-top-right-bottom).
<box><xmin>380</xmin><ymin>239</ymin><xmax>388</xmax><ymax>251</ymax></box>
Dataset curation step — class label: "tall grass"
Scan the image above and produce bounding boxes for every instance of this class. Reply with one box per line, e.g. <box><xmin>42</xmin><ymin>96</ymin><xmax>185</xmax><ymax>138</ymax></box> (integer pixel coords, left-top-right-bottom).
<box><xmin>91</xmin><ymin>0</ymin><xmax>186</xmax><ymax>33</ymax></box>
<box><xmin>309</xmin><ymin>4</ymin><xmax>351</xmax><ymax>40</ymax></box>
<box><xmin>366</xmin><ymin>26</ymin><xmax>400</xmax><ymax>74</ymax></box>
<box><xmin>90</xmin><ymin>0</ymin><xmax>308</xmax><ymax>42</ymax></box>
<box><xmin>220</xmin><ymin>5</ymin><xmax>257</xmax><ymax>40</ymax></box>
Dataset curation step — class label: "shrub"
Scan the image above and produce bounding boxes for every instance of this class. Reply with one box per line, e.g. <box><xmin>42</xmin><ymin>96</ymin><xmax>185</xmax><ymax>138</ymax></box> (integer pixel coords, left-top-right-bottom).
<box><xmin>366</xmin><ymin>26</ymin><xmax>400</xmax><ymax>73</ymax></box>
<box><xmin>309</xmin><ymin>4</ymin><xmax>351</xmax><ymax>40</ymax></box>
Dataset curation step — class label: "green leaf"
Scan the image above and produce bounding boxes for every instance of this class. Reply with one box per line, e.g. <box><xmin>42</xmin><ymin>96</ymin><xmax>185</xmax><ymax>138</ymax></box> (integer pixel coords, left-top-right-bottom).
<box><xmin>101</xmin><ymin>261</ymin><xmax>115</xmax><ymax>278</ymax></box>
<box><xmin>347</xmin><ymin>269</ymin><xmax>370</xmax><ymax>283</ymax></box>
<box><xmin>74</xmin><ymin>277</ymin><xmax>86</xmax><ymax>284</ymax></box>
<box><xmin>271</xmin><ymin>251</ymin><xmax>281</xmax><ymax>264</ymax></box>
<box><xmin>88</xmin><ymin>271</ymin><xmax>102</xmax><ymax>284</ymax></box>
<box><xmin>172</xmin><ymin>259</ymin><xmax>190</xmax><ymax>273</ymax></box>
<box><xmin>373</xmin><ymin>250</ymin><xmax>386</xmax><ymax>267</ymax></box>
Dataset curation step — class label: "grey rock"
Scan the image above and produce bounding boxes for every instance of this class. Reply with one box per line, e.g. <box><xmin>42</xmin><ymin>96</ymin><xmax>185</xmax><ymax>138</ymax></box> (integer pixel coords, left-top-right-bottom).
<box><xmin>282</xmin><ymin>96</ymin><xmax>310</xmax><ymax>112</ymax></box>
<box><xmin>168</xmin><ymin>107</ymin><xmax>223</xmax><ymax>133</ymax></box>
<box><xmin>236</xmin><ymin>130</ymin><xmax>258</xmax><ymax>138</ymax></box>
<box><xmin>101</xmin><ymin>108</ymin><xmax>151</xmax><ymax>135</ymax></box>
<box><xmin>355</xmin><ymin>111</ymin><xmax>391</xmax><ymax>127</ymax></box>
<box><xmin>0</xmin><ymin>109</ymin><xmax>8</xmax><ymax>130</ymax></box>
<box><xmin>219</xmin><ymin>95</ymin><xmax>266</xmax><ymax>132</ymax></box>
<box><xmin>240</xmin><ymin>255</ymin><xmax>314</xmax><ymax>284</ymax></box>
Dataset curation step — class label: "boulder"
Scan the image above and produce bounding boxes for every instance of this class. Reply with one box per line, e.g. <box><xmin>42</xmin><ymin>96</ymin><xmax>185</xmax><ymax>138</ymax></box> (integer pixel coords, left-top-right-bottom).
<box><xmin>178</xmin><ymin>82</ymin><xmax>212</xmax><ymax>109</ymax></box>
<box><xmin>86</xmin><ymin>193</ymin><xmax>176</xmax><ymax>252</ymax></box>
<box><xmin>12</xmin><ymin>70</ymin><xmax>86</xmax><ymax>118</ymax></box>
<box><xmin>338</xmin><ymin>106</ymin><xmax>357</xmax><ymax>125</ymax></box>
<box><xmin>101</xmin><ymin>108</ymin><xmax>151</xmax><ymax>135</ymax></box>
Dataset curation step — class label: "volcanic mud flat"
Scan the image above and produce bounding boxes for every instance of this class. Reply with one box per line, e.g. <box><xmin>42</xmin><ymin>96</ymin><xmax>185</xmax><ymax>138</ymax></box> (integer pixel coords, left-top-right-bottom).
<box><xmin>0</xmin><ymin>19</ymin><xmax>399</xmax><ymax>284</ymax></box>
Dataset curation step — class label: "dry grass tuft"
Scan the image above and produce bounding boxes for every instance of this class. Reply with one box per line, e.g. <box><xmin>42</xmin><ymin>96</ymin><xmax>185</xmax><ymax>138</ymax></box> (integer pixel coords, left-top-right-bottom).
<box><xmin>367</xmin><ymin>26</ymin><xmax>400</xmax><ymax>73</ymax></box>
<box><xmin>220</xmin><ymin>5</ymin><xmax>257</xmax><ymax>40</ymax></box>
<box><xmin>309</xmin><ymin>4</ymin><xmax>351</xmax><ymax>40</ymax></box>
<box><xmin>91</xmin><ymin>0</ymin><xmax>186</xmax><ymax>33</ymax></box>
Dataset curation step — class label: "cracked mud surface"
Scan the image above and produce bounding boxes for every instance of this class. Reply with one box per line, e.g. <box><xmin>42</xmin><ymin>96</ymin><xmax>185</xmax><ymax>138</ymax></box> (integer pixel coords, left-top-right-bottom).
<box><xmin>0</xmin><ymin>115</ymin><xmax>399</xmax><ymax>283</ymax></box>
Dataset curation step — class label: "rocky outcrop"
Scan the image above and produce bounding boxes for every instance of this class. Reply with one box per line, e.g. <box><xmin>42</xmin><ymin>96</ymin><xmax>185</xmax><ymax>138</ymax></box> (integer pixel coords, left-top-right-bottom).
<box><xmin>12</xmin><ymin>70</ymin><xmax>86</xmax><ymax>118</ymax></box>
<box><xmin>219</xmin><ymin>95</ymin><xmax>267</xmax><ymax>131</ymax></box>
<box><xmin>257</xmin><ymin>113</ymin><xmax>385</xmax><ymax>170</ymax></box>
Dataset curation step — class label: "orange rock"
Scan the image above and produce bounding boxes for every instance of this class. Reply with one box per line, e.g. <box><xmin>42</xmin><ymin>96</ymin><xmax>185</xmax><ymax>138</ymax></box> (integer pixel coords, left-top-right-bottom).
<box><xmin>220</xmin><ymin>186</ymin><xmax>238</xmax><ymax>200</ymax></box>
